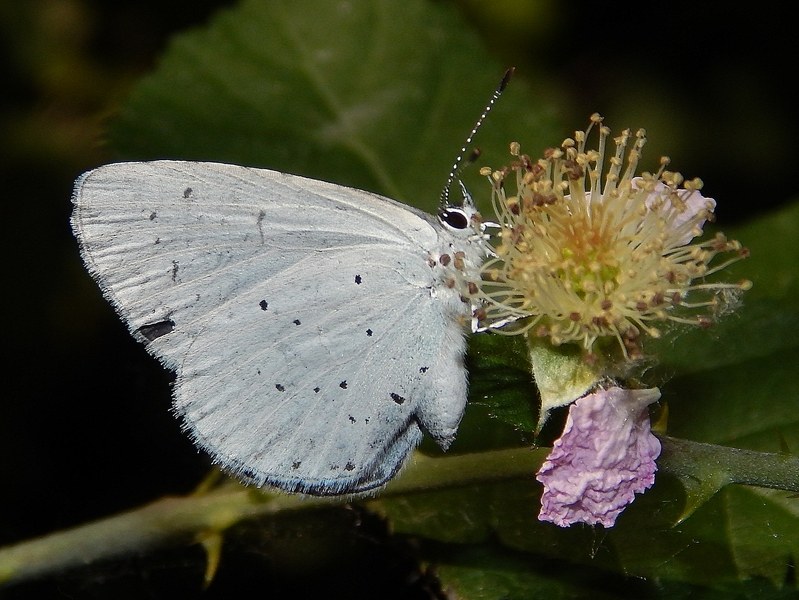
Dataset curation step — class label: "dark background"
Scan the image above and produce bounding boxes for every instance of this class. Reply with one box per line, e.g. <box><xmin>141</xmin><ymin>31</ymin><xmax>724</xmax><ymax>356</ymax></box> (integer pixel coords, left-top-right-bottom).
<box><xmin>1</xmin><ymin>1</ymin><xmax>795</xmax><ymax>597</ymax></box>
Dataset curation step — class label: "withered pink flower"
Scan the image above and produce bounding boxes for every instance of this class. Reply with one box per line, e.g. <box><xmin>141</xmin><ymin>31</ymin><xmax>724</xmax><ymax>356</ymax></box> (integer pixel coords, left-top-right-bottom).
<box><xmin>536</xmin><ymin>386</ymin><xmax>661</xmax><ymax>527</ymax></box>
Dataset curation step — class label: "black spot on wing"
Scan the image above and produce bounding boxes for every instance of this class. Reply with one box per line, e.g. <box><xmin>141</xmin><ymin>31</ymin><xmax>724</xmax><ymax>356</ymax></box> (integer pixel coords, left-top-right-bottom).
<box><xmin>183</xmin><ymin>187</ymin><xmax>193</xmax><ymax>199</ymax></box>
<box><xmin>293</xmin><ymin>319</ymin><xmax>301</xmax><ymax>325</ymax></box>
<box><xmin>420</xmin><ymin>366</ymin><xmax>429</xmax><ymax>373</ymax></box>
<box><xmin>348</xmin><ymin>415</ymin><xmax>356</xmax><ymax>423</ymax></box>
<box><xmin>339</xmin><ymin>381</ymin><xmax>348</xmax><ymax>389</ymax></box>
<box><xmin>345</xmin><ymin>462</ymin><xmax>356</xmax><ymax>471</ymax></box>
<box><xmin>138</xmin><ymin>319</ymin><xmax>175</xmax><ymax>341</ymax></box>
<box><xmin>259</xmin><ymin>300</ymin><xmax>268</xmax><ymax>311</ymax></box>
<box><xmin>149</xmin><ymin>211</ymin><xmax>157</xmax><ymax>221</ymax></box>
<box><xmin>355</xmin><ymin>274</ymin><xmax>362</xmax><ymax>284</ymax></box>
<box><xmin>313</xmin><ymin>387</ymin><xmax>320</xmax><ymax>393</ymax></box>
<box><xmin>257</xmin><ymin>210</ymin><xmax>266</xmax><ymax>245</ymax></box>
<box><xmin>366</xmin><ymin>329</ymin><xmax>373</xmax><ymax>337</ymax></box>
<box><xmin>275</xmin><ymin>384</ymin><xmax>285</xmax><ymax>392</ymax></box>
<box><xmin>390</xmin><ymin>392</ymin><xmax>406</xmax><ymax>405</ymax></box>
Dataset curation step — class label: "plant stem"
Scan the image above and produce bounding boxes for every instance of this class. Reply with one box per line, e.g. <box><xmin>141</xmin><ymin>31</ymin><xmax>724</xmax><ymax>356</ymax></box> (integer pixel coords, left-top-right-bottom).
<box><xmin>658</xmin><ymin>435</ymin><xmax>799</xmax><ymax>492</ymax></box>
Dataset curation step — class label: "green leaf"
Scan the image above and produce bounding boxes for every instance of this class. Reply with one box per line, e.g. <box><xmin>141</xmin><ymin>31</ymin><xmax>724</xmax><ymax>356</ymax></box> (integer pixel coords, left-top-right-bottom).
<box><xmin>109</xmin><ymin>0</ymin><xmax>560</xmax><ymax>214</ymax></box>
<box><xmin>723</xmin><ymin>486</ymin><xmax>799</xmax><ymax>585</ymax></box>
<box><xmin>431</xmin><ymin>543</ymin><xmax>652</xmax><ymax>600</ymax></box>
<box><xmin>650</xmin><ymin>201</ymin><xmax>799</xmax><ymax>455</ymax></box>
<box><xmin>646</xmin><ymin>201</ymin><xmax>799</xmax><ymax>375</ymax></box>
<box><xmin>464</xmin><ymin>332</ymin><xmax>538</xmax><ymax>437</ymax></box>
<box><xmin>608</xmin><ymin>481</ymin><xmax>799</xmax><ymax>588</ymax></box>
<box><xmin>664</xmin><ymin>349</ymin><xmax>799</xmax><ymax>453</ymax></box>
<box><xmin>431</xmin><ymin>539</ymin><xmax>793</xmax><ymax>600</ymax></box>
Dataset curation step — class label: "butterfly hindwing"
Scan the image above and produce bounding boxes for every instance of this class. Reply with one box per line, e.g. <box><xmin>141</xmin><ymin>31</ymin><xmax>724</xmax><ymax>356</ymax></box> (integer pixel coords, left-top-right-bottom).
<box><xmin>177</xmin><ymin>251</ymin><xmax>468</xmax><ymax>493</ymax></box>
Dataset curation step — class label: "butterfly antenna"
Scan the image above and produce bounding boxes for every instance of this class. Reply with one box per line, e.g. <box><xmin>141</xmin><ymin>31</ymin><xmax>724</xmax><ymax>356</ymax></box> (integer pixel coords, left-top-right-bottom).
<box><xmin>439</xmin><ymin>67</ymin><xmax>514</xmax><ymax>208</ymax></box>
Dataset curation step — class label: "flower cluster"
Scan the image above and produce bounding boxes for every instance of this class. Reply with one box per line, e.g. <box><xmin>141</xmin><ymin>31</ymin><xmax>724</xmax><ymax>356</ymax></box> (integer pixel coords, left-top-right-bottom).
<box><xmin>476</xmin><ymin>114</ymin><xmax>750</xmax><ymax>359</ymax></box>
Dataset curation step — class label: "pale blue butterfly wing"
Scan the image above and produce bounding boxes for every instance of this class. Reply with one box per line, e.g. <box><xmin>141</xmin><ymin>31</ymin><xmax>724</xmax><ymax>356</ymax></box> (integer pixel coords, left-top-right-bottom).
<box><xmin>71</xmin><ymin>161</ymin><xmax>486</xmax><ymax>495</ymax></box>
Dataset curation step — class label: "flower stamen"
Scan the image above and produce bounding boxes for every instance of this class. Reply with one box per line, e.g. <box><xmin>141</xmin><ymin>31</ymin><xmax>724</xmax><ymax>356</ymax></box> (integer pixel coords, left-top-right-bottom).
<box><xmin>475</xmin><ymin>115</ymin><xmax>750</xmax><ymax>358</ymax></box>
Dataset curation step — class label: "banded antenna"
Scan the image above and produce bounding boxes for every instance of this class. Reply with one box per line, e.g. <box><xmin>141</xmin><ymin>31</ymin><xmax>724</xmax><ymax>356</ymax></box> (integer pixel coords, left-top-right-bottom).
<box><xmin>439</xmin><ymin>67</ymin><xmax>514</xmax><ymax>208</ymax></box>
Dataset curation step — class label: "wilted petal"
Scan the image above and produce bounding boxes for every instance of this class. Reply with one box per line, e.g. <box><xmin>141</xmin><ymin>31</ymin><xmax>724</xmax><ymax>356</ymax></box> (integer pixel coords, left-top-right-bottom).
<box><xmin>536</xmin><ymin>387</ymin><xmax>661</xmax><ymax>527</ymax></box>
<box><xmin>635</xmin><ymin>177</ymin><xmax>716</xmax><ymax>245</ymax></box>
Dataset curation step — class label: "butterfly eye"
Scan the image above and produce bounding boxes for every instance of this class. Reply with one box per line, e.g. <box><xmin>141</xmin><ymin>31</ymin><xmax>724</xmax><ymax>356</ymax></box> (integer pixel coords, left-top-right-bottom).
<box><xmin>439</xmin><ymin>208</ymin><xmax>469</xmax><ymax>230</ymax></box>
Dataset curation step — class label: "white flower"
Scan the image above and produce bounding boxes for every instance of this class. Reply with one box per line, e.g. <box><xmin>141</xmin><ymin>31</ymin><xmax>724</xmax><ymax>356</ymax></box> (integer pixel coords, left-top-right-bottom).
<box><xmin>475</xmin><ymin>114</ymin><xmax>751</xmax><ymax>359</ymax></box>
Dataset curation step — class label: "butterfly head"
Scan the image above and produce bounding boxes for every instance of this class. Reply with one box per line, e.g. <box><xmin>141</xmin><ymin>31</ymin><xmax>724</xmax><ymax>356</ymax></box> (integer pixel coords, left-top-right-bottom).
<box><xmin>437</xmin><ymin>179</ymin><xmax>484</xmax><ymax>239</ymax></box>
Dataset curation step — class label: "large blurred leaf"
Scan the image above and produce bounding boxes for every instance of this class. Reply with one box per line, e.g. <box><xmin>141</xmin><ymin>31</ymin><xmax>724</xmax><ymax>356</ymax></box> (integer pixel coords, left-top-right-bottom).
<box><xmin>109</xmin><ymin>0</ymin><xmax>559</xmax><ymax>214</ymax></box>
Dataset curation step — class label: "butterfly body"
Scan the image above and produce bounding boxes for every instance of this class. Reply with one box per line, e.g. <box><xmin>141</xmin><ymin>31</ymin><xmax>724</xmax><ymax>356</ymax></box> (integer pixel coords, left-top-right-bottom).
<box><xmin>72</xmin><ymin>160</ymin><xmax>488</xmax><ymax>495</ymax></box>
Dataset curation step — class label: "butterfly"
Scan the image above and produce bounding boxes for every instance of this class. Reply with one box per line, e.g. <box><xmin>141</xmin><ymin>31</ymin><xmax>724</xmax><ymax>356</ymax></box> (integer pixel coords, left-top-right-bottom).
<box><xmin>71</xmin><ymin>70</ymin><xmax>512</xmax><ymax>496</ymax></box>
